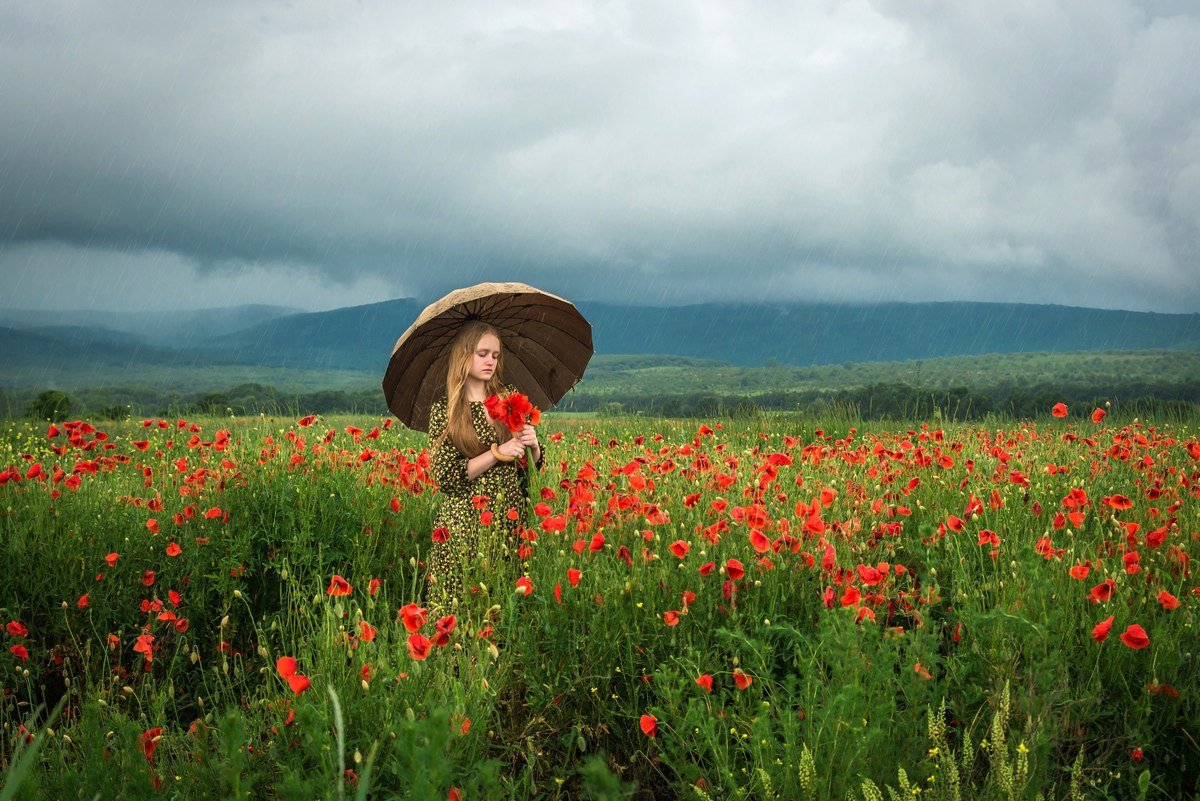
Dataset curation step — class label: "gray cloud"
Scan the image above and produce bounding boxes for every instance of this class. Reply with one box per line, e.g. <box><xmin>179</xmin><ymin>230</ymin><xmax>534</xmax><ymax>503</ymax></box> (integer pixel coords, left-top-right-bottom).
<box><xmin>1</xmin><ymin>0</ymin><xmax>1197</xmax><ymax>312</ymax></box>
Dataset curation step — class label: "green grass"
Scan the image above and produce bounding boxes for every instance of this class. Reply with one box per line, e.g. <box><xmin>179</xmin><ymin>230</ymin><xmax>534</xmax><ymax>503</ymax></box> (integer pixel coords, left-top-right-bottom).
<box><xmin>0</xmin><ymin>410</ymin><xmax>1196</xmax><ymax>799</ymax></box>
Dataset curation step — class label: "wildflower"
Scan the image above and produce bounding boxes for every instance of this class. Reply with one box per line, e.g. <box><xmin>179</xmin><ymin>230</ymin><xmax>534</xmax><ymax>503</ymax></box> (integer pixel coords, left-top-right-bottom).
<box><xmin>639</xmin><ymin>714</ymin><xmax>657</xmax><ymax>738</ymax></box>
<box><xmin>725</xmin><ymin>559</ymin><xmax>744</xmax><ymax>580</ymax></box>
<box><xmin>6</xmin><ymin>621</ymin><xmax>28</xmax><ymax>637</ymax></box>
<box><xmin>165</xmin><ymin>542</ymin><xmax>182</xmax><ymax>557</ymax></box>
<box><xmin>1052</xmin><ymin>403</ymin><xmax>1068</xmax><ymax>418</ymax></box>
<box><xmin>1119</xmin><ymin>624</ymin><xmax>1150</xmax><ymax>650</ymax></box>
<box><xmin>733</xmin><ymin>668</ymin><xmax>752</xmax><ymax>690</ymax></box>
<box><xmin>1092</xmin><ymin>616</ymin><xmax>1114</xmax><ymax>642</ymax></box>
<box><xmin>407</xmin><ymin>633</ymin><xmax>432</xmax><ymax>661</ymax></box>
<box><xmin>139</xmin><ymin>727</ymin><xmax>163</xmax><ymax>762</ymax></box>
<box><xmin>1157</xmin><ymin>590</ymin><xmax>1180</xmax><ymax>610</ymax></box>
<box><xmin>326</xmin><ymin>575</ymin><xmax>353</xmax><ymax>596</ymax></box>
<box><xmin>696</xmin><ymin>674</ymin><xmax>713</xmax><ymax>693</ymax></box>
<box><xmin>398</xmin><ymin>603</ymin><xmax>428</xmax><ymax>633</ymax></box>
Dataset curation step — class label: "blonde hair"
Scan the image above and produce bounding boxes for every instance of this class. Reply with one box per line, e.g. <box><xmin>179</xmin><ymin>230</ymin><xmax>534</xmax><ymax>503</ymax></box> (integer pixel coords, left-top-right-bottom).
<box><xmin>440</xmin><ymin>321</ymin><xmax>509</xmax><ymax>457</ymax></box>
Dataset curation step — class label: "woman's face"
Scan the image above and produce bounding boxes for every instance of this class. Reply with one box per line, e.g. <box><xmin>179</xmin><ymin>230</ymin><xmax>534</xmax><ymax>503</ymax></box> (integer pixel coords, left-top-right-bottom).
<box><xmin>468</xmin><ymin>333</ymin><xmax>501</xmax><ymax>384</ymax></box>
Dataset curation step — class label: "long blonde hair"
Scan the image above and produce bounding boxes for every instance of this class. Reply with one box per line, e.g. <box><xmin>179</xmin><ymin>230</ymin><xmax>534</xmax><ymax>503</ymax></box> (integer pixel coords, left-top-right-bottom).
<box><xmin>440</xmin><ymin>321</ymin><xmax>509</xmax><ymax>457</ymax></box>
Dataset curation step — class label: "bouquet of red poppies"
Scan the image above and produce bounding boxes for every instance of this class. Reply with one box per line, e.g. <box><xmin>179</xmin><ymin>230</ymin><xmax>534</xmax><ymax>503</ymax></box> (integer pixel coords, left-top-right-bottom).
<box><xmin>484</xmin><ymin>392</ymin><xmax>540</xmax><ymax>465</ymax></box>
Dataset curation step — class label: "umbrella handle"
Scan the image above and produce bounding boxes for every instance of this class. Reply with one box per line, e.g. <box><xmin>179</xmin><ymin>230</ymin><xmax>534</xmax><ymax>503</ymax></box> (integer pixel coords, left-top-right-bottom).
<box><xmin>490</xmin><ymin>443</ymin><xmax>517</xmax><ymax>463</ymax></box>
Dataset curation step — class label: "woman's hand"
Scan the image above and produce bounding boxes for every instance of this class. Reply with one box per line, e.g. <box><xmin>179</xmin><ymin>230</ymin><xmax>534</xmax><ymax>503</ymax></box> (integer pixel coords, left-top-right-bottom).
<box><xmin>513</xmin><ymin>424</ymin><xmax>540</xmax><ymax>451</ymax></box>
<box><xmin>495</xmin><ymin>437</ymin><xmax>526</xmax><ymax>460</ymax></box>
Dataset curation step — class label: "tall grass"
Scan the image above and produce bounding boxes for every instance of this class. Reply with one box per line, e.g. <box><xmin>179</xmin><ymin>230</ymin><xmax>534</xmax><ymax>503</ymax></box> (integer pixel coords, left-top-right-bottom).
<box><xmin>1</xmin><ymin>411</ymin><xmax>1196</xmax><ymax>798</ymax></box>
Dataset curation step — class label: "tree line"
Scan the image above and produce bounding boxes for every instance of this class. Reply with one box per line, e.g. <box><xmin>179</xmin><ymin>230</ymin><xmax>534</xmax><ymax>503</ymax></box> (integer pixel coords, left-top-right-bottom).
<box><xmin>5</xmin><ymin>378</ymin><xmax>1198</xmax><ymax>422</ymax></box>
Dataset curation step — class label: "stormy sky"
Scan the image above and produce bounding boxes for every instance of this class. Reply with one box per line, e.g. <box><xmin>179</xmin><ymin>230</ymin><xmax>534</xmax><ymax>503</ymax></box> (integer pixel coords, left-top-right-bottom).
<box><xmin>2</xmin><ymin>0</ymin><xmax>1198</xmax><ymax>314</ymax></box>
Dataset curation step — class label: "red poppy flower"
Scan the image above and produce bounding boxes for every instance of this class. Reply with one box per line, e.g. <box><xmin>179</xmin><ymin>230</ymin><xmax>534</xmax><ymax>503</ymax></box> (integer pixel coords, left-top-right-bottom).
<box><xmin>407</xmin><ymin>633</ymin><xmax>432</xmax><ymax>660</ymax></box>
<box><xmin>287</xmin><ymin>674</ymin><xmax>311</xmax><ymax>695</ymax></box>
<box><xmin>326</xmin><ymin>575</ymin><xmax>353</xmax><ymax>596</ymax></box>
<box><xmin>146</xmin><ymin>518</ymin><xmax>159</xmax><ymax>534</ymax></box>
<box><xmin>398</xmin><ymin>603</ymin><xmax>428</xmax><ymax>633</ymax></box>
<box><xmin>139</xmin><ymin>727</ymin><xmax>163</xmax><ymax>762</ymax></box>
<box><xmin>276</xmin><ymin>656</ymin><xmax>298</xmax><ymax>678</ymax></box>
<box><xmin>567</xmin><ymin>568</ymin><xmax>582</xmax><ymax>587</ymax></box>
<box><xmin>696</xmin><ymin>674</ymin><xmax>713</xmax><ymax>693</ymax></box>
<box><xmin>732</xmin><ymin>668</ymin><xmax>752</xmax><ymax>690</ymax></box>
<box><xmin>165</xmin><ymin>542</ymin><xmax>182</xmax><ymax>557</ymax></box>
<box><xmin>914</xmin><ymin>662</ymin><xmax>932</xmax><ymax>680</ymax></box>
<box><xmin>77</xmin><ymin>594</ymin><xmax>89</xmax><ymax>608</ymax></box>
<box><xmin>204</xmin><ymin>507</ymin><xmax>222</xmax><ymax>519</ymax></box>
<box><xmin>1091</xmin><ymin>408</ymin><xmax>1106</xmax><ymax>424</ymax></box>
<box><xmin>6</xmin><ymin>621</ymin><xmax>27</xmax><ymax>637</ymax></box>
<box><xmin>369</xmin><ymin>578</ymin><xmax>381</xmax><ymax>596</ymax></box>
<box><xmin>698</xmin><ymin>562</ymin><xmax>715</xmax><ymax>576</ymax></box>
<box><xmin>133</xmin><ymin>633</ymin><xmax>154</xmax><ymax>664</ymax></box>
<box><xmin>431</xmin><ymin>527</ymin><xmax>449</xmax><ymax>543</ymax></box>
<box><xmin>1068</xmin><ymin>564</ymin><xmax>1090</xmax><ymax>580</ymax></box>
<box><xmin>436</xmin><ymin>615</ymin><xmax>457</xmax><ymax>636</ymax></box>
<box><xmin>141</xmin><ymin>571</ymin><xmax>156</xmax><ymax>587</ymax></box>
<box><xmin>639</xmin><ymin>714</ymin><xmax>657</xmax><ymax>738</ymax></box>
<box><xmin>725</xmin><ymin>559</ymin><xmax>745</xmax><ymax>580</ymax></box>
<box><xmin>515</xmin><ymin>576</ymin><xmax>533</xmax><ymax>596</ymax></box>
<box><xmin>663</xmin><ymin>610</ymin><xmax>681</xmax><ymax>627</ymax></box>
<box><xmin>357</xmin><ymin>620</ymin><xmax>377</xmax><ymax>642</ymax></box>
<box><xmin>1157</xmin><ymin>590</ymin><xmax>1180</xmax><ymax>610</ymax></box>
<box><xmin>9</xmin><ymin>645</ymin><xmax>28</xmax><ymax>661</ymax></box>
<box><xmin>1052</xmin><ymin>403</ymin><xmax>1068</xmax><ymax>418</ymax></box>
<box><xmin>1092</xmin><ymin>615</ymin><xmax>1114</xmax><ymax>642</ymax></box>
<box><xmin>1119</xmin><ymin>624</ymin><xmax>1150</xmax><ymax>649</ymax></box>
<box><xmin>749</xmin><ymin>530</ymin><xmax>770</xmax><ymax>553</ymax></box>
<box><xmin>669</xmin><ymin>540</ymin><xmax>690</xmax><ymax>558</ymax></box>
<box><xmin>1088</xmin><ymin>579</ymin><xmax>1115</xmax><ymax>603</ymax></box>
<box><xmin>1102</xmin><ymin>495</ymin><xmax>1133</xmax><ymax>510</ymax></box>
<box><xmin>105</xmin><ymin>552</ymin><xmax>119</xmax><ymax>566</ymax></box>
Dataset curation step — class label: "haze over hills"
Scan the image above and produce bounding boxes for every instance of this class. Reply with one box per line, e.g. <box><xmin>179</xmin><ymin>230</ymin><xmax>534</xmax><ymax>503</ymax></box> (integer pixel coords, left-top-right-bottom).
<box><xmin>2</xmin><ymin>299</ymin><xmax>1199</xmax><ymax>384</ymax></box>
<box><xmin>0</xmin><ymin>304</ymin><xmax>302</xmax><ymax>348</ymax></box>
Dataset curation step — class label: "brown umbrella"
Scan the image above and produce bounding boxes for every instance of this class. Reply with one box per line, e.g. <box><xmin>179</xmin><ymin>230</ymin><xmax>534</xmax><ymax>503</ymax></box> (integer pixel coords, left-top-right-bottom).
<box><xmin>382</xmin><ymin>282</ymin><xmax>593</xmax><ymax>431</ymax></box>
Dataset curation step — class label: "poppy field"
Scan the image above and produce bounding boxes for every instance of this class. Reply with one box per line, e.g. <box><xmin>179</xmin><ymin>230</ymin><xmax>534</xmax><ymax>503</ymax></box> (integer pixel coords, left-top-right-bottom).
<box><xmin>1</xmin><ymin>407</ymin><xmax>1198</xmax><ymax>799</ymax></box>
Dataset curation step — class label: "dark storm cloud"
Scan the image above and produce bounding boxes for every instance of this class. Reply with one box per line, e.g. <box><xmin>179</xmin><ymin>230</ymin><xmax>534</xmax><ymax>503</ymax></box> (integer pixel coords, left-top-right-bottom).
<box><xmin>1</xmin><ymin>0</ymin><xmax>1197</xmax><ymax>312</ymax></box>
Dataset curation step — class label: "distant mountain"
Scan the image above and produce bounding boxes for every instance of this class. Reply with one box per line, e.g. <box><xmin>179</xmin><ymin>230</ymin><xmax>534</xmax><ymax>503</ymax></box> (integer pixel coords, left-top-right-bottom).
<box><xmin>0</xmin><ymin>304</ymin><xmax>303</xmax><ymax>347</ymax></box>
<box><xmin>195</xmin><ymin>298</ymin><xmax>424</xmax><ymax>371</ymax></box>
<box><xmin>0</xmin><ymin>326</ymin><xmax>184</xmax><ymax>370</ymax></box>
<box><xmin>2</xmin><ymin>300</ymin><xmax>1198</xmax><ymax>383</ymax></box>
<box><xmin>578</xmin><ymin>301</ymin><xmax>1200</xmax><ymax>366</ymax></box>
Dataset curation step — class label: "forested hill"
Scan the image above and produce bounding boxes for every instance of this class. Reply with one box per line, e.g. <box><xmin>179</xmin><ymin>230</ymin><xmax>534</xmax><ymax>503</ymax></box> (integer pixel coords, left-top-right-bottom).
<box><xmin>578</xmin><ymin>301</ymin><xmax>1200</xmax><ymax>366</ymax></box>
<box><xmin>195</xmin><ymin>299</ymin><xmax>1200</xmax><ymax>369</ymax></box>
<box><xmin>2</xmin><ymin>299</ymin><xmax>1198</xmax><ymax>374</ymax></box>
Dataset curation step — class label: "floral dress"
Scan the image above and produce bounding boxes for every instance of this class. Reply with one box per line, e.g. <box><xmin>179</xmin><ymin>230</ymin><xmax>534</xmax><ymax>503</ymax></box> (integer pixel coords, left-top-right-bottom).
<box><xmin>427</xmin><ymin>387</ymin><xmax>541</xmax><ymax>611</ymax></box>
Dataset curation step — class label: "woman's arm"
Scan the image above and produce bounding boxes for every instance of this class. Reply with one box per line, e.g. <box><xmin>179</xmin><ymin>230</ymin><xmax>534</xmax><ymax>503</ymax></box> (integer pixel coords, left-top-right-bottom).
<box><xmin>465</xmin><ymin>442</ymin><xmax>515</xmax><ymax>480</ymax></box>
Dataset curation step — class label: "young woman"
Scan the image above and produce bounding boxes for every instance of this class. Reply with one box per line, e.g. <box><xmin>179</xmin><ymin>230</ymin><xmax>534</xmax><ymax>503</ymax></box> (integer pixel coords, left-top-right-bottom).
<box><xmin>427</xmin><ymin>321</ymin><xmax>542</xmax><ymax>610</ymax></box>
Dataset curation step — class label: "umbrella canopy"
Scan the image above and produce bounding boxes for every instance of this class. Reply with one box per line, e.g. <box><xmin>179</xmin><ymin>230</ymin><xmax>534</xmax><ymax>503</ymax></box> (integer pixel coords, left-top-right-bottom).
<box><xmin>382</xmin><ymin>282</ymin><xmax>593</xmax><ymax>432</ymax></box>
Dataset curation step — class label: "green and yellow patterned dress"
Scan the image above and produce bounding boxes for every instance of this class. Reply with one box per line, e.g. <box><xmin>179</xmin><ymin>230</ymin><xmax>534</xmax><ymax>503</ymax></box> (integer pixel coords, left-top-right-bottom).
<box><xmin>427</xmin><ymin>388</ymin><xmax>542</xmax><ymax>611</ymax></box>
